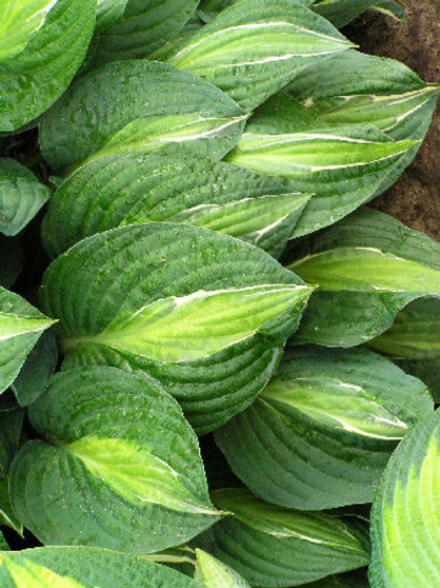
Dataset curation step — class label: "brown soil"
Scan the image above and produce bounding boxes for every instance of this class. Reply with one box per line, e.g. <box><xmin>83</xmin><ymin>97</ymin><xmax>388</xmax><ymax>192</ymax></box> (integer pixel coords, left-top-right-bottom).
<box><xmin>345</xmin><ymin>0</ymin><xmax>440</xmax><ymax>241</ymax></box>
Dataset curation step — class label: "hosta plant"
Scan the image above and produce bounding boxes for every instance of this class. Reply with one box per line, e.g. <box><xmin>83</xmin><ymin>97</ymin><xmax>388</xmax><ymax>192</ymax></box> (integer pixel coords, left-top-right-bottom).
<box><xmin>0</xmin><ymin>0</ymin><xmax>439</xmax><ymax>587</ymax></box>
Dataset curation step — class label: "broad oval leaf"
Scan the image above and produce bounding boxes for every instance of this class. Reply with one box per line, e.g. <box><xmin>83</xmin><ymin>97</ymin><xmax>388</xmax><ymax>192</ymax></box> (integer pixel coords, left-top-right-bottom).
<box><xmin>0</xmin><ymin>237</ymin><xmax>23</xmax><ymax>289</ymax></box>
<box><xmin>286</xmin><ymin>207</ymin><xmax>440</xmax><ymax>347</ymax></box>
<box><xmin>211</xmin><ymin>488</ymin><xmax>370</xmax><ymax>587</ymax></box>
<box><xmin>367</xmin><ymin>298</ymin><xmax>440</xmax><ymax>402</ymax></box>
<box><xmin>9</xmin><ymin>367</ymin><xmax>218</xmax><ymax>552</ymax></box>
<box><xmin>0</xmin><ymin>159</ymin><xmax>51</xmax><ymax>237</ymax></box>
<box><xmin>370</xmin><ymin>408</ymin><xmax>440</xmax><ymax>587</ymax></box>
<box><xmin>288</xmin><ymin>51</ymin><xmax>439</xmax><ymax>198</ymax></box>
<box><xmin>0</xmin><ymin>0</ymin><xmax>96</xmax><ymax>132</ymax></box>
<box><xmin>0</xmin><ymin>476</ymin><xmax>23</xmax><ymax>535</ymax></box>
<box><xmin>195</xmin><ymin>549</ymin><xmax>251</xmax><ymax>588</ymax></box>
<box><xmin>93</xmin><ymin>0</ymin><xmax>199</xmax><ymax>61</ymax></box>
<box><xmin>0</xmin><ymin>546</ymin><xmax>205</xmax><ymax>588</ymax></box>
<box><xmin>40</xmin><ymin>223</ymin><xmax>312</xmax><ymax>434</ymax></box>
<box><xmin>216</xmin><ymin>347</ymin><xmax>433</xmax><ymax>510</ymax></box>
<box><xmin>226</xmin><ymin>94</ymin><xmax>417</xmax><ymax>237</ymax></box>
<box><xmin>41</xmin><ymin>154</ymin><xmax>310</xmax><ymax>259</ymax></box>
<box><xmin>0</xmin><ymin>287</ymin><xmax>56</xmax><ymax>395</ymax></box>
<box><xmin>160</xmin><ymin>0</ymin><xmax>353</xmax><ymax>111</ymax></box>
<box><xmin>0</xmin><ymin>403</ymin><xmax>24</xmax><ymax>477</ymax></box>
<box><xmin>198</xmin><ymin>0</ymin><xmax>315</xmax><ymax>23</ymax></box>
<box><xmin>39</xmin><ymin>61</ymin><xmax>246</xmax><ymax>175</ymax></box>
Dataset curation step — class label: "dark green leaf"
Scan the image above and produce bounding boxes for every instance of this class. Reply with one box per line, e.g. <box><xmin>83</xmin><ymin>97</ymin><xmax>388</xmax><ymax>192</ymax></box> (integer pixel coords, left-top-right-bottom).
<box><xmin>0</xmin><ymin>237</ymin><xmax>23</xmax><ymax>289</ymax></box>
<box><xmin>40</xmin><ymin>223</ymin><xmax>312</xmax><ymax>434</ymax></box>
<box><xmin>41</xmin><ymin>153</ymin><xmax>310</xmax><ymax>259</ymax></box>
<box><xmin>10</xmin><ymin>367</ymin><xmax>218</xmax><ymax>552</ymax></box>
<box><xmin>211</xmin><ymin>488</ymin><xmax>370</xmax><ymax>587</ymax></box>
<box><xmin>216</xmin><ymin>347</ymin><xmax>433</xmax><ymax>510</ymax></box>
<box><xmin>160</xmin><ymin>0</ymin><xmax>353</xmax><ymax>111</ymax></box>
<box><xmin>286</xmin><ymin>207</ymin><xmax>440</xmax><ymax>347</ymax></box>
<box><xmin>0</xmin><ymin>159</ymin><xmax>51</xmax><ymax>237</ymax></box>
<box><xmin>39</xmin><ymin>61</ymin><xmax>246</xmax><ymax>175</ymax></box>
<box><xmin>313</xmin><ymin>0</ymin><xmax>404</xmax><ymax>28</ymax></box>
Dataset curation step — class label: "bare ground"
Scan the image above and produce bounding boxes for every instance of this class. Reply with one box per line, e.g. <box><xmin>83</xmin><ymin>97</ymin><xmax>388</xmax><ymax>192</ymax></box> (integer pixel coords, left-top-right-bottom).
<box><xmin>345</xmin><ymin>0</ymin><xmax>440</xmax><ymax>241</ymax></box>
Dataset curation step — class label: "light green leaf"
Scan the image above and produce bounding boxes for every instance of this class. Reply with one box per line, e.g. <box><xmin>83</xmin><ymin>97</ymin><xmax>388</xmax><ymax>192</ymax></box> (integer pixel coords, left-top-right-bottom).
<box><xmin>10</xmin><ymin>367</ymin><xmax>218</xmax><ymax>552</ymax></box>
<box><xmin>216</xmin><ymin>347</ymin><xmax>433</xmax><ymax>510</ymax></box>
<box><xmin>367</xmin><ymin>298</ymin><xmax>440</xmax><ymax>402</ymax></box>
<box><xmin>0</xmin><ymin>547</ymin><xmax>205</xmax><ymax>588</ymax></box>
<box><xmin>212</xmin><ymin>488</ymin><xmax>370</xmax><ymax>587</ymax></box>
<box><xmin>226</xmin><ymin>94</ymin><xmax>417</xmax><ymax>237</ymax></box>
<box><xmin>67</xmin><ymin>285</ymin><xmax>312</xmax><ymax>363</ymax></box>
<box><xmin>41</xmin><ymin>154</ymin><xmax>309</xmax><ymax>259</ymax></box>
<box><xmin>93</xmin><ymin>0</ymin><xmax>199</xmax><ymax>61</ymax></box>
<box><xmin>370</xmin><ymin>408</ymin><xmax>440</xmax><ymax>587</ymax></box>
<box><xmin>40</xmin><ymin>223</ymin><xmax>310</xmax><ymax>434</ymax></box>
<box><xmin>40</xmin><ymin>61</ymin><xmax>246</xmax><ymax>175</ymax></box>
<box><xmin>0</xmin><ymin>159</ymin><xmax>51</xmax><ymax>237</ymax></box>
<box><xmin>286</xmin><ymin>207</ymin><xmax>440</xmax><ymax>347</ymax></box>
<box><xmin>195</xmin><ymin>550</ymin><xmax>251</xmax><ymax>588</ymax></box>
<box><xmin>0</xmin><ymin>0</ymin><xmax>96</xmax><ymax>132</ymax></box>
<box><xmin>0</xmin><ymin>0</ymin><xmax>57</xmax><ymax>62</ymax></box>
<box><xmin>312</xmin><ymin>0</ymin><xmax>404</xmax><ymax>27</ymax></box>
<box><xmin>288</xmin><ymin>51</ymin><xmax>439</xmax><ymax>198</ymax></box>
<box><xmin>79</xmin><ymin>113</ymin><xmax>249</xmax><ymax>169</ymax></box>
<box><xmin>0</xmin><ymin>287</ymin><xmax>56</xmax><ymax>395</ymax></box>
<box><xmin>161</xmin><ymin>0</ymin><xmax>353</xmax><ymax>111</ymax></box>
<box><xmin>67</xmin><ymin>436</ymin><xmax>218</xmax><ymax>515</ymax></box>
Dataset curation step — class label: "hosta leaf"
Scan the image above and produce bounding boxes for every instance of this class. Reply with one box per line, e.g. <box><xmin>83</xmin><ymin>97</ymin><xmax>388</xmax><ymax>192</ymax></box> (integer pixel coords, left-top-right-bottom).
<box><xmin>372</xmin><ymin>1</ymin><xmax>405</xmax><ymax>23</ymax></box>
<box><xmin>0</xmin><ymin>287</ymin><xmax>56</xmax><ymax>395</ymax></box>
<box><xmin>288</xmin><ymin>52</ymin><xmax>439</xmax><ymax>198</ymax></box>
<box><xmin>212</xmin><ymin>488</ymin><xmax>370</xmax><ymax>587</ymax></box>
<box><xmin>11</xmin><ymin>330</ymin><xmax>58</xmax><ymax>407</ymax></box>
<box><xmin>40</xmin><ymin>223</ymin><xmax>311</xmax><ymax>433</ymax></box>
<box><xmin>0</xmin><ymin>159</ymin><xmax>51</xmax><ymax>237</ymax></box>
<box><xmin>0</xmin><ymin>237</ymin><xmax>23</xmax><ymax>289</ymax></box>
<box><xmin>286</xmin><ymin>207</ymin><xmax>440</xmax><ymax>347</ymax></box>
<box><xmin>370</xmin><ymin>408</ymin><xmax>440</xmax><ymax>587</ymax></box>
<box><xmin>312</xmin><ymin>0</ymin><xmax>404</xmax><ymax>27</ymax></box>
<box><xmin>226</xmin><ymin>94</ymin><xmax>417</xmax><ymax>237</ymax></box>
<box><xmin>42</xmin><ymin>154</ymin><xmax>310</xmax><ymax>259</ymax></box>
<box><xmin>216</xmin><ymin>347</ymin><xmax>433</xmax><ymax>510</ymax></box>
<box><xmin>0</xmin><ymin>0</ymin><xmax>96</xmax><ymax>132</ymax></box>
<box><xmin>39</xmin><ymin>61</ymin><xmax>246</xmax><ymax>175</ymax></box>
<box><xmin>0</xmin><ymin>476</ymin><xmax>23</xmax><ymax>535</ymax></box>
<box><xmin>160</xmin><ymin>0</ymin><xmax>353</xmax><ymax>111</ymax></box>
<box><xmin>305</xmin><ymin>569</ymin><xmax>370</xmax><ymax>587</ymax></box>
<box><xmin>93</xmin><ymin>0</ymin><xmax>199</xmax><ymax>61</ymax></box>
<box><xmin>367</xmin><ymin>298</ymin><xmax>440</xmax><ymax>401</ymax></box>
<box><xmin>10</xmin><ymin>367</ymin><xmax>218</xmax><ymax>552</ymax></box>
<box><xmin>0</xmin><ymin>547</ymin><xmax>205</xmax><ymax>588</ymax></box>
<box><xmin>0</xmin><ymin>405</ymin><xmax>24</xmax><ymax>477</ymax></box>
<box><xmin>0</xmin><ymin>0</ymin><xmax>58</xmax><ymax>62</ymax></box>
<box><xmin>195</xmin><ymin>549</ymin><xmax>251</xmax><ymax>588</ymax></box>
<box><xmin>198</xmin><ymin>0</ymin><xmax>315</xmax><ymax>23</ymax></box>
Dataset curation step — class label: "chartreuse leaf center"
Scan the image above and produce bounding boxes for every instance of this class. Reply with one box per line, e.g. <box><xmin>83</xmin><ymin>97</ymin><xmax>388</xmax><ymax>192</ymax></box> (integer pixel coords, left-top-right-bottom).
<box><xmin>66</xmin><ymin>436</ymin><xmax>218</xmax><ymax>515</ymax></box>
<box><xmin>0</xmin><ymin>312</ymin><xmax>57</xmax><ymax>341</ymax></box>
<box><xmin>0</xmin><ymin>0</ymin><xmax>57</xmax><ymax>61</ymax></box>
<box><xmin>64</xmin><ymin>284</ymin><xmax>313</xmax><ymax>362</ymax></box>
<box><xmin>4</xmin><ymin>557</ymin><xmax>88</xmax><ymax>588</ymax></box>
<box><xmin>291</xmin><ymin>247</ymin><xmax>440</xmax><ymax>293</ymax></box>
<box><xmin>262</xmin><ymin>376</ymin><xmax>409</xmax><ymax>440</ymax></box>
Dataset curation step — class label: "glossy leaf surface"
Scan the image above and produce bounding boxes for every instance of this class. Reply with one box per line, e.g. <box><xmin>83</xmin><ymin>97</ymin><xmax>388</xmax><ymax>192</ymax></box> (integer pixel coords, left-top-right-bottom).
<box><xmin>195</xmin><ymin>549</ymin><xmax>251</xmax><ymax>588</ymax></box>
<box><xmin>40</xmin><ymin>223</ymin><xmax>311</xmax><ymax>433</ymax></box>
<box><xmin>216</xmin><ymin>347</ymin><xmax>433</xmax><ymax>509</ymax></box>
<box><xmin>41</xmin><ymin>154</ymin><xmax>310</xmax><ymax>259</ymax></box>
<box><xmin>40</xmin><ymin>61</ymin><xmax>246</xmax><ymax>174</ymax></box>
<box><xmin>10</xmin><ymin>367</ymin><xmax>218</xmax><ymax>552</ymax></box>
